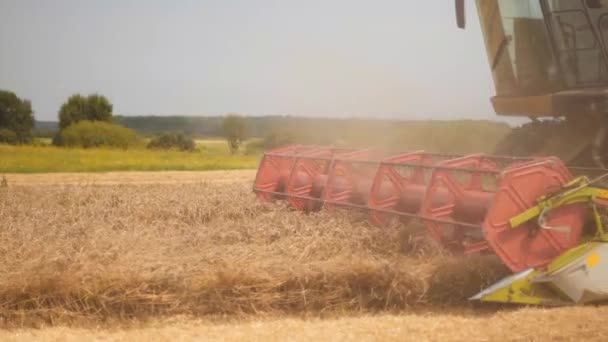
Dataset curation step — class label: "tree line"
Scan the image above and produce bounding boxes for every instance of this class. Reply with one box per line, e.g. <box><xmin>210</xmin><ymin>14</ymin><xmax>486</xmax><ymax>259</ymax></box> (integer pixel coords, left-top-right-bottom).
<box><xmin>1</xmin><ymin>89</ymin><xmax>249</xmax><ymax>153</ymax></box>
<box><xmin>3</xmin><ymin>88</ymin><xmax>512</xmax><ymax>155</ymax></box>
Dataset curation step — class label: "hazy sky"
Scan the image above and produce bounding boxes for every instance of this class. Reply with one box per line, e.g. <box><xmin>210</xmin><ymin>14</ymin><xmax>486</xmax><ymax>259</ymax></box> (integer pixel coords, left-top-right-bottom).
<box><xmin>0</xmin><ymin>0</ymin><xmax>499</xmax><ymax>121</ymax></box>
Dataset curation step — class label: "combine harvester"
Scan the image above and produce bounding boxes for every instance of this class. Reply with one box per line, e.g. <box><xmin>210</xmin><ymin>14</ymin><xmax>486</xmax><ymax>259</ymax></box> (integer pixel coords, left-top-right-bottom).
<box><xmin>254</xmin><ymin>0</ymin><xmax>608</xmax><ymax>305</ymax></box>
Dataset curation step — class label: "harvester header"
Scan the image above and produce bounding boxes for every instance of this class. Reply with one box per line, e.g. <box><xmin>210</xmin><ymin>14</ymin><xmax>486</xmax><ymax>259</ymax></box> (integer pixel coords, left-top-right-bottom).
<box><xmin>253</xmin><ymin>145</ymin><xmax>608</xmax><ymax>305</ymax></box>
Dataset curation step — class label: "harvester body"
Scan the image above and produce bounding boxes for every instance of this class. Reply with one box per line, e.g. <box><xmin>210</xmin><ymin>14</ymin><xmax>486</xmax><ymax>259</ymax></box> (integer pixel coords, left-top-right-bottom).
<box><xmin>473</xmin><ymin>0</ymin><xmax>608</xmax><ymax>118</ymax></box>
<box><xmin>467</xmin><ymin>0</ymin><xmax>608</xmax><ymax>165</ymax></box>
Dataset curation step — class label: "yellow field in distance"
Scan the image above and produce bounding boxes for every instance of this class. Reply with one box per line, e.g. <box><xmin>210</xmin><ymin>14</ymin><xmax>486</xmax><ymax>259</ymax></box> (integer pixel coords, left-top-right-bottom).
<box><xmin>0</xmin><ymin>139</ymin><xmax>259</xmax><ymax>173</ymax></box>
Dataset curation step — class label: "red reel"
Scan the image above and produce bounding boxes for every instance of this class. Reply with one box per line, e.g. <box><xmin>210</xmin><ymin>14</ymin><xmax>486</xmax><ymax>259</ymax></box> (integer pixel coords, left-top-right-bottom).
<box><xmin>253</xmin><ymin>145</ymin><xmax>307</xmax><ymax>201</ymax></box>
<box><xmin>254</xmin><ymin>145</ymin><xmax>588</xmax><ymax>270</ymax></box>
<box><xmin>484</xmin><ymin>158</ymin><xmax>587</xmax><ymax>272</ymax></box>
<box><xmin>285</xmin><ymin>147</ymin><xmax>338</xmax><ymax>211</ymax></box>
<box><xmin>323</xmin><ymin>149</ymin><xmax>381</xmax><ymax>208</ymax></box>
<box><xmin>419</xmin><ymin>155</ymin><xmax>498</xmax><ymax>253</ymax></box>
<box><xmin>367</xmin><ymin>152</ymin><xmax>434</xmax><ymax>225</ymax></box>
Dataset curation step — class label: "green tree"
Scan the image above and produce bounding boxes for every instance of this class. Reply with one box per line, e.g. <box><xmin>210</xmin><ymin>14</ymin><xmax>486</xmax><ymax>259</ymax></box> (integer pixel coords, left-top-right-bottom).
<box><xmin>222</xmin><ymin>114</ymin><xmax>247</xmax><ymax>154</ymax></box>
<box><xmin>86</xmin><ymin>94</ymin><xmax>113</xmax><ymax>122</ymax></box>
<box><xmin>58</xmin><ymin>93</ymin><xmax>113</xmax><ymax>129</ymax></box>
<box><xmin>0</xmin><ymin>90</ymin><xmax>35</xmax><ymax>144</ymax></box>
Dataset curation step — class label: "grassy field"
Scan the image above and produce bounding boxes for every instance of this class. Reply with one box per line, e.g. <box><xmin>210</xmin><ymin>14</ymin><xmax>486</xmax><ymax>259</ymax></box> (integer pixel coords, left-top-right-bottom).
<box><xmin>0</xmin><ymin>140</ymin><xmax>259</xmax><ymax>173</ymax></box>
<box><xmin>4</xmin><ymin>120</ymin><xmax>512</xmax><ymax>174</ymax></box>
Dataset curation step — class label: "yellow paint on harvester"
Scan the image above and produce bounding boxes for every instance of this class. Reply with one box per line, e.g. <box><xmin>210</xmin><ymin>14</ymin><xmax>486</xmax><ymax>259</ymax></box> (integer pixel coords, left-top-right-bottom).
<box><xmin>587</xmin><ymin>253</ymin><xmax>601</xmax><ymax>269</ymax></box>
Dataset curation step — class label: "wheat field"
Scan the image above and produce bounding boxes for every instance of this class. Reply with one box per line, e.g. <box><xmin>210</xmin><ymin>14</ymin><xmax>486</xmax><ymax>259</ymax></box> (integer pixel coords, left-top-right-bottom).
<box><xmin>1</xmin><ymin>171</ymin><xmax>607</xmax><ymax>340</ymax></box>
<box><xmin>2</xmin><ymin>307</ymin><xmax>607</xmax><ymax>342</ymax></box>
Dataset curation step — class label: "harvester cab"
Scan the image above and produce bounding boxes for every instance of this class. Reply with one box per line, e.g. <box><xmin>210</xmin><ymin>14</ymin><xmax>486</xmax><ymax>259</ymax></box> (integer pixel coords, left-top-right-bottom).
<box><xmin>461</xmin><ymin>0</ymin><xmax>608</xmax><ymax>166</ymax></box>
<box><xmin>252</xmin><ymin>1</ymin><xmax>608</xmax><ymax>306</ymax></box>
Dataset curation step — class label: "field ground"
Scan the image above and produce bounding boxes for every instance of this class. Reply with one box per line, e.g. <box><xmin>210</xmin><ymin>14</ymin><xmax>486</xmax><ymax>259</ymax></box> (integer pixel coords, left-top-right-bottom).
<box><xmin>3</xmin><ymin>307</ymin><xmax>607</xmax><ymax>341</ymax></box>
<box><xmin>0</xmin><ymin>141</ymin><xmax>258</xmax><ymax>173</ymax></box>
<box><xmin>2</xmin><ymin>171</ymin><xmax>607</xmax><ymax>340</ymax></box>
<box><xmin>2</xmin><ymin>170</ymin><xmax>255</xmax><ymax>186</ymax></box>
